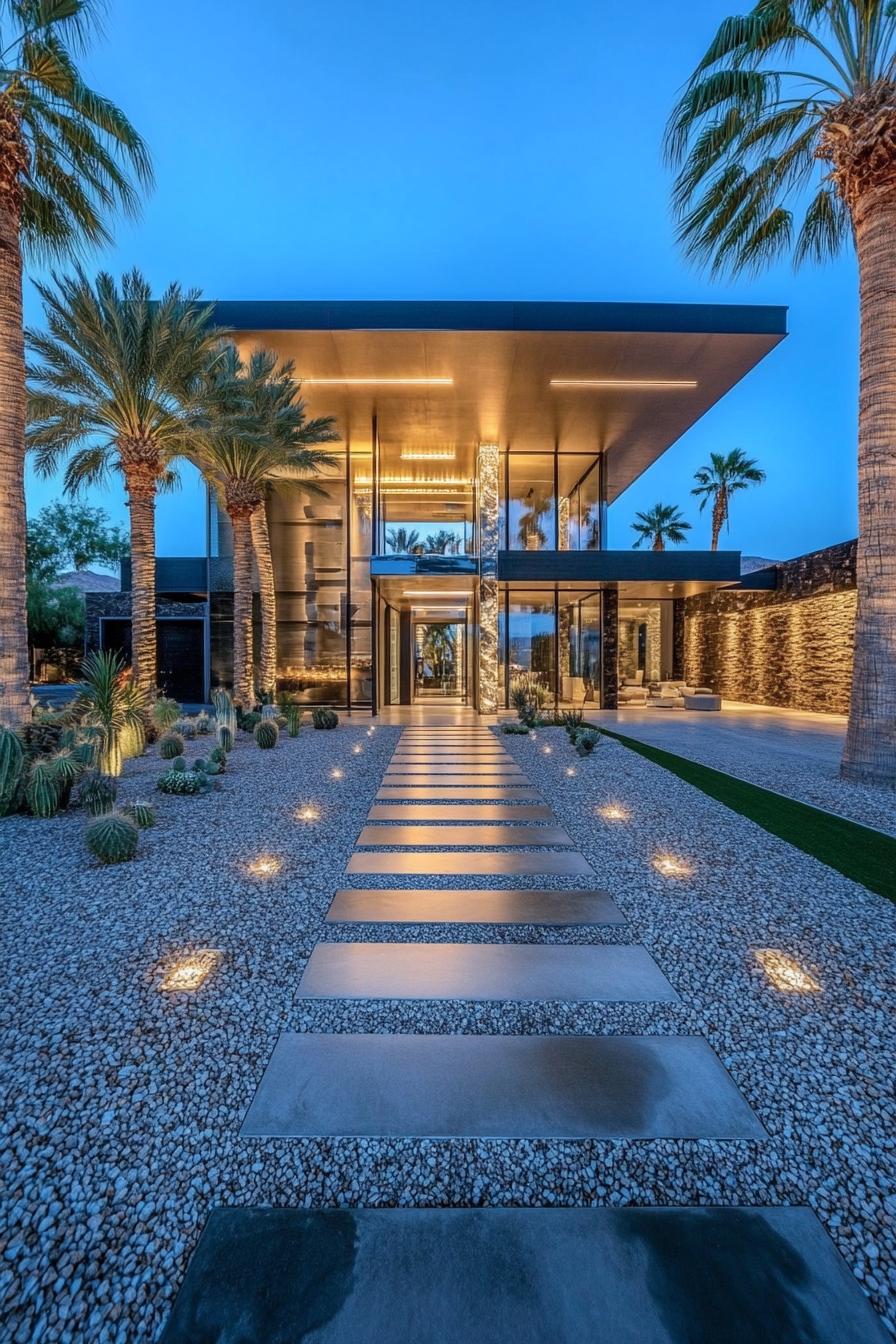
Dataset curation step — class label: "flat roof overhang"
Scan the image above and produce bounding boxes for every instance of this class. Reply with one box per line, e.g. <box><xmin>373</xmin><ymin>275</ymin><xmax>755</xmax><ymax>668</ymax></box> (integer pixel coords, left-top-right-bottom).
<box><xmin>215</xmin><ymin>301</ymin><xmax>786</xmax><ymax>502</ymax></box>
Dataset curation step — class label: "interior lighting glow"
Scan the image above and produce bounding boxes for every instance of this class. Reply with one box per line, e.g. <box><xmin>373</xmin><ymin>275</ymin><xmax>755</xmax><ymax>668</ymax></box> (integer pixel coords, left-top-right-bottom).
<box><xmin>246</xmin><ymin>854</ymin><xmax>283</xmax><ymax>878</ymax></box>
<box><xmin>160</xmin><ymin>949</ymin><xmax>222</xmax><ymax>992</ymax></box>
<box><xmin>400</xmin><ymin>447</ymin><xmax>456</xmax><ymax>460</ymax></box>
<box><xmin>550</xmin><ymin>378</ymin><xmax>698</xmax><ymax>389</ymax></box>
<box><xmin>304</xmin><ymin>377</ymin><xmax>454</xmax><ymax>386</ymax></box>
<box><xmin>754</xmin><ymin>949</ymin><xmax>821</xmax><ymax>993</ymax></box>
<box><xmin>652</xmin><ymin>853</ymin><xmax>693</xmax><ymax>878</ymax></box>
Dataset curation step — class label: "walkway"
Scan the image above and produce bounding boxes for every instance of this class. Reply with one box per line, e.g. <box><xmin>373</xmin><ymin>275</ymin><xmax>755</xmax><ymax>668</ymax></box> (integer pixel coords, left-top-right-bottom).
<box><xmin>597</xmin><ymin>704</ymin><xmax>896</xmax><ymax>836</ymax></box>
<box><xmin>159</xmin><ymin>724</ymin><xmax>887</xmax><ymax>1341</ymax></box>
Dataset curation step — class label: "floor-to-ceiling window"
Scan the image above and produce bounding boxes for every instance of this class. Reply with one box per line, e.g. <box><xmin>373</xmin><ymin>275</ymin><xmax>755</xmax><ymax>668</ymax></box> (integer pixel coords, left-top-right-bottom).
<box><xmin>618</xmin><ymin>599</ymin><xmax>674</xmax><ymax>685</ymax></box>
<box><xmin>558</xmin><ymin>591</ymin><xmax>602</xmax><ymax>705</ymax></box>
<box><xmin>499</xmin><ymin>449</ymin><xmax>603</xmax><ymax>551</ymax></box>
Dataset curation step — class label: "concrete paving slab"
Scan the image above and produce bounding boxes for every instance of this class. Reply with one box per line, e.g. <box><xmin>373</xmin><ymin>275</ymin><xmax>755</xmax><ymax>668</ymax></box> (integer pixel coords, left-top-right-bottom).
<box><xmin>160</xmin><ymin>1206</ymin><xmax>888</xmax><ymax>1344</ymax></box>
<box><xmin>385</xmin><ymin>764</ymin><xmax>523</xmax><ymax>776</ymax></box>
<box><xmin>355</xmin><ymin>824</ymin><xmax>574</xmax><ymax>847</ymax></box>
<box><xmin>347</xmin><ymin>850</ymin><xmax>592</xmax><ymax>875</ymax></box>
<box><xmin>367</xmin><ymin>804</ymin><xmax>555</xmax><ymax>821</ymax></box>
<box><xmin>380</xmin><ymin>776</ymin><xmax>528</xmax><ymax>789</ymax></box>
<box><xmin>240</xmin><ymin>1034</ymin><xmax>762</xmax><ymax>1138</ymax></box>
<box><xmin>326</xmin><ymin>887</ymin><xmax>625</xmax><ymax>925</ymax></box>
<box><xmin>296</xmin><ymin>943</ymin><xmax>675</xmax><ymax>1001</ymax></box>
<box><xmin>377</xmin><ymin>786</ymin><xmax>541</xmax><ymax>800</ymax></box>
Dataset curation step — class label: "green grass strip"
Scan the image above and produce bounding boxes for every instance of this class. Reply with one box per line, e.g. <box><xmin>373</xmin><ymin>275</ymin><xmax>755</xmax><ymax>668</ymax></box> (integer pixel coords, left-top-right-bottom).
<box><xmin>592</xmin><ymin>725</ymin><xmax>896</xmax><ymax>904</ymax></box>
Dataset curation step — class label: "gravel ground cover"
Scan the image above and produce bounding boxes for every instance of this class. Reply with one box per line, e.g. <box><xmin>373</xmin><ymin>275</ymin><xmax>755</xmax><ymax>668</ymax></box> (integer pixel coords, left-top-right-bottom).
<box><xmin>597</xmin><ymin>710</ymin><xmax>896</xmax><ymax>836</ymax></box>
<box><xmin>1</xmin><ymin>720</ymin><xmax>895</xmax><ymax>1339</ymax></box>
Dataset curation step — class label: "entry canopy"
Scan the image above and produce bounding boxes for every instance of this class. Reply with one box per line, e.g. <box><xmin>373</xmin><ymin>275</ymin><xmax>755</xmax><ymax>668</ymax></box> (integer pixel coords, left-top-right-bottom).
<box><xmin>216</xmin><ymin>300</ymin><xmax>786</xmax><ymax>503</ymax></box>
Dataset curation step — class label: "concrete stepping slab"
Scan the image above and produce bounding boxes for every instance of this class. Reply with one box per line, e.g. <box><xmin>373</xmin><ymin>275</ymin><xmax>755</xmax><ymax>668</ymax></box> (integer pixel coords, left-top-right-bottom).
<box><xmin>355</xmin><ymin>824</ymin><xmax>574</xmax><ymax>847</ymax></box>
<box><xmin>367</xmin><ymin>804</ymin><xmax>555</xmax><ymax>821</ymax></box>
<box><xmin>240</xmin><ymin>1033</ymin><xmax>762</xmax><ymax>1138</ymax></box>
<box><xmin>381</xmin><ymin>776</ymin><xmax>528</xmax><ymax>789</ymax></box>
<box><xmin>389</xmin><ymin>754</ymin><xmax>511</xmax><ymax>762</ymax></box>
<box><xmin>159</xmin><ymin>1205</ymin><xmax>888</xmax><ymax>1344</ymax></box>
<box><xmin>296</xmin><ymin>943</ymin><xmax>674</xmax><ymax>1002</ymax></box>
<box><xmin>377</xmin><ymin>787</ymin><xmax>541</xmax><ymax>801</ymax></box>
<box><xmin>348</xmin><ymin>850</ymin><xmax>591</xmax><ymax>875</ymax></box>
<box><xmin>392</xmin><ymin>746</ymin><xmax>508</xmax><ymax>753</ymax></box>
<box><xmin>386</xmin><ymin>765</ymin><xmax>523</xmax><ymax>776</ymax></box>
<box><xmin>326</xmin><ymin>888</ymin><xmax>625</xmax><ymax>925</ymax></box>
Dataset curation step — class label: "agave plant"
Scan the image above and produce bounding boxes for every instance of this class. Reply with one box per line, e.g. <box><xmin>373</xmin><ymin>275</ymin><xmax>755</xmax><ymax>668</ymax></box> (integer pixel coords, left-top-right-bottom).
<box><xmin>74</xmin><ymin>650</ymin><xmax>148</xmax><ymax>778</ymax></box>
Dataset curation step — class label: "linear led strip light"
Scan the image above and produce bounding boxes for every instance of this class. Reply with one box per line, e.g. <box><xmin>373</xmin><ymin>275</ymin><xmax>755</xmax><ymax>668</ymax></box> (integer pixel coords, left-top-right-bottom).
<box><xmin>304</xmin><ymin>377</ymin><xmax>454</xmax><ymax>386</ymax></box>
<box><xmin>550</xmin><ymin>378</ymin><xmax>698</xmax><ymax>389</ymax></box>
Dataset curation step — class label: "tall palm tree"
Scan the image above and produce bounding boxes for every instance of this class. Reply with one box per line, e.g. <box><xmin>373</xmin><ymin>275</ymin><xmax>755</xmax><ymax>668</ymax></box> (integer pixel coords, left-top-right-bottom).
<box><xmin>193</xmin><ymin>347</ymin><xmax>339</xmax><ymax>704</ymax></box>
<box><xmin>423</xmin><ymin>528</ymin><xmax>459</xmax><ymax>554</ymax></box>
<box><xmin>691</xmin><ymin>449</ymin><xmax>766</xmax><ymax>550</ymax></box>
<box><xmin>631</xmin><ymin>503</ymin><xmax>692</xmax><ymax>551</ymax></box>
<box><xmin>385</xmin><ymin>527</ymin><xmax>421</xmax><ymax>554</ymax></box>
<box><xmin>0</xmin><ymin>0</ymin><xmax>151</xmax><ymax>724</ymax></box>
<box><xmin>26</xmin><ymin>268</ymin><xmax>226</xmax><ymax>691</ymax></box>
<box><xmin>666</xmin><ymin>0</ymin><xmax>896</xmax><ymax>785</ymax></box>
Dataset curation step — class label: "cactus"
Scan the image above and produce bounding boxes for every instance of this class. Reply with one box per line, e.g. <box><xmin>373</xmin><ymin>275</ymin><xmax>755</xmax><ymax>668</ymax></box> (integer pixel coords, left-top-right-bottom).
<box><xmin>170</xmin><ymin>755</ymin><xmax>187</xmax><ymax>772</ymax></box>
<box><xmin>213</xmin><ymin>689</ymin><xmax>237</xmax><ymax>749</ymax></box>
<box><xmin>120</xmin><ymin>801</ymin><xmax>156</xmax><ymax>828</ymax></box>
<box><xmin>217</xmin><ymin>725</ymin><xmax>233</xmax><ymax>753</ymax></box>
<box><xmin>24</xmin><ymin>756</ymin><xmax>63</xmax><ymax>818</ymax></box>
<box><xmin>157</xmin><ymin>768</ymin><xmax>209</xmax><ymax>795</ymax></box>
<box><xmin>311</xmin><ymin>708</ymin><xmax>338</xmax><ymax>730</ymax></box>
<box><xmin>0</xmin><ymin>727</ymin><xmax>24</xmax><ymax>816</ymax></box>
<box><xmin>86</xmin><ymin>812</ymin><xmax>140</xmax><ymax>864</ymax></box>
<box><xmin>203</xmin><ymin>760</ymin><xmax>222</xmax><ymax>776</ymax></box>
<box><xmin>286</xmin><ymin>706</ymin><xmax>302</xmax><ymax>737</ymax></box>
<box><xmin>152</xmin><ymin>696</ymin><xmax>181</xmax><ymax>730</ymax></box>
<box><xmin>192</xmin><ymin>757</ymin><xmax>208</xmax><ymax>773</ymax></box>
<box><xmin>573</xmin><ymin>727</ymin><xmax>600</xmax><ymax>757</ymax></box>
<box><xmin>261</xmin><ymin>704</ymin><xmax>278</xmax><ymax>721</ymax></box>
<box><xmin>174</xmin><ymin>717</ymin><xmax>197</xmax><ymax>740</ymax></box>
<box><xmin>75</xmin><ymin>771</ymin><xmax>118</xmax><ymax>816</ymax></box>
<box><xmin>119</xmin><ymin>717</ymin><xmax>145</xmax><ymax>762</ymax></box>
<box><xmin>241</xmin><ymin>711</ymin><xmax>261</xmax><ymax>732</ymax></box>
<box><xmin>209</xmin><ymin>745</ymin><xmax>227</xmax><ymax>767</ymax></box>
<box><xmin>159</xmin><ymin>732</ymin><xmax>185</xmax><ymax>759</ymax></box>
<box><xmin>196</xmin><ymin>714</ymin><xmax>212</xmax><ymax>735</ymax></box>
<box><xmin>254</xmin><ymin>719</ymin><xmax>279</xmax><ymax>749</ymax></box>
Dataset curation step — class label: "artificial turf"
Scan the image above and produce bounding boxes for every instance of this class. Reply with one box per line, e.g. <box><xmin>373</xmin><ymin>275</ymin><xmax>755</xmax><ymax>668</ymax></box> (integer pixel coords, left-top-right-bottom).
<box><xmin>594</xmin><ymin>726</ymin><xmax>896</xmax><ymax>904</ymax></box>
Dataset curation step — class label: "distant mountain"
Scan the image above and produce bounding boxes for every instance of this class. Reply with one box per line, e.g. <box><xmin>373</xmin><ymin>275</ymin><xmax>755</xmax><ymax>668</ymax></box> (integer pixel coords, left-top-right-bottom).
<box><xmin>740</xmin><ymin>555</ymin><xmax>779</xmax><ymax>575</ymax></box>
<box><xmin>53</xmin><ymin>569</ymin><xmax>120</xmax><ymax>594</ymax></box>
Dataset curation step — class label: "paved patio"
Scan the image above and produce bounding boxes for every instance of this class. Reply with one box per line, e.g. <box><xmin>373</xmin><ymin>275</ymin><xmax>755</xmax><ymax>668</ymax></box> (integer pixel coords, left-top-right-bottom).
<box><xmin>597</xmin><ymin>703</ymin><xmax>896</xmax><ymax>836</ymax></box>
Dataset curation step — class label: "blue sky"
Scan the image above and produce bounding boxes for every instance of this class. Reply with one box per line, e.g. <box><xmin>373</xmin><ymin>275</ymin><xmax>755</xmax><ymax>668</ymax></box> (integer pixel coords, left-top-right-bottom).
<box><xmin>24</xmin><ymin>0</ymin><xmax>858</xmax><ymax>563</ymax></box>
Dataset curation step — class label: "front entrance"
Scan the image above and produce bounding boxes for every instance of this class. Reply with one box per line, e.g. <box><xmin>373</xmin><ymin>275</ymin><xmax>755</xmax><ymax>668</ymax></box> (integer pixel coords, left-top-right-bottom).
<box><xmin>413</xmin><ymin>622</ymin><xmax>466</xmax><ymax>703</ymax></box>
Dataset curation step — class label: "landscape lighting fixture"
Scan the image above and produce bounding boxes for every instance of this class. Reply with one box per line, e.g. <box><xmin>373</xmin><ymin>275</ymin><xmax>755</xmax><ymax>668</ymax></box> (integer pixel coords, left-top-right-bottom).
<box><xmin>246</xmin><ymin>854</ymin><xmax>283</xmax><ymax>878</ymax></box>
<box><xmin>550</xmin><ymin>378</ymin><xmax>698</xmax><ymax>389</ymax></box>
<box><xmin>352</xmin><ymin>744</ymin><xmax>364</xmax><ymax>755</ymax></box>
<box><xmin>296</xmin><ymin>804</ymin><xmax>320</xmax><ymax>822</ymax></box>
<box><xmin>160</xmin><ymin>949</ymin><xmax>222</xmax><ymax>992</ymax></box>
<box><xmin>652</xmin><ymin>853</ymin><xmax>693</xmax><ymax>878</ymax></box>
<box><xmin>330</xmin><ymin>767</ymin><xmax>344</xmax><ymax>780</ymax></box>
<box><xmin>598</xmin><ymin>803</ymin><xmax>631</xmax><ymax>822</ymax></box>
<box><xmin>542</xmin><ymin>744</ymin><xmax>553</xmax><ymax>755</ymax></box>
<box><xmin>565</xmin><ymin>766</ymin><xmax>577</xmax><ymax>777</ymax></box>
<box><xmin>754</xmin><ymin>949</ymin><xmax>821</xmax><ymax>993</ymax></box>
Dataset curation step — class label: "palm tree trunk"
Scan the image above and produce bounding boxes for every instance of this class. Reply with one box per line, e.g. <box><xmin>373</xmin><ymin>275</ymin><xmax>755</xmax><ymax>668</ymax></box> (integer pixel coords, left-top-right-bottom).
<box><xmin>126</xmin><ymin>475</ymin><xmax>158</xmax><ymax>692</ymax></box>
<box><xmin>0</xmin><ymin>197</ymin><xmax>30</xmax><ymax>725</ymax></box>
<box><xmin>652</xmin><ymin>534</ymin><xmax>664</xmax><ymax>551</ymax></box>
<box><xmin>230</xmin><ymin>508</ymin><xmax>255</xmax><ymax>707</ymax></box>
<box><xmin>841</xmin><ymin>186</ymin><xmax>896</xmax><ymax>787</ymax></box>
<box><xmin>710</xmin><ymin>490</ymin><xmax>726</xmax><ymax>552</ymax></box>
<box><xmin>250</xmin><ymin>502</ymin><xmax>277</xmax><ymax>697</ymax></box>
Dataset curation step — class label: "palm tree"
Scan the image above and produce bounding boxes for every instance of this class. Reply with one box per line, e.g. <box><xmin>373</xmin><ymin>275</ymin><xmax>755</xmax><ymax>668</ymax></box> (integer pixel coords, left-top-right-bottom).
<box><xmin>385</xmin><ymin>527</ymin><xmax>421</xmax><ymax>553</ymax></box>
<box><xmin>631</xmin><ymin>503</ymin><xmax>692</xmax><ymax>551</ymax></box>
<box><xmin>691</xmin><ymin>449</ymin><xmax>766</xmax><ymax>550</ymax></box>
<box><xmin>26</xmin><ymin>268</ymin><xmax>225</xmax><ymax>692</ymax></box>
<box><xmin>666</xmin><ymin>1</ymin><xmax>896</xmax><ymax>785</ymax></box>
<box><xmin>193</xmin><ymin>347</ymin><xmax>339</xmax><ymax>704</ymax></box>
<box><xmin>423</xmin><ymin>529</ymin><xmax>459</xmax><ymax>554</ymax></box>
<box><xmin>0</xmin><ymin>0</ymin><xmax>151</xmax><ymax>725</ymax></box>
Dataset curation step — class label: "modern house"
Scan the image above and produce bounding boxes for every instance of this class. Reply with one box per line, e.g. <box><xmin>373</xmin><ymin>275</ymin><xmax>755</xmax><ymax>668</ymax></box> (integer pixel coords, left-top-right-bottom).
<box><xmin>87</xmin><ymin>300</ymin><xmax>795</xmax><ymax>711</ymax></box>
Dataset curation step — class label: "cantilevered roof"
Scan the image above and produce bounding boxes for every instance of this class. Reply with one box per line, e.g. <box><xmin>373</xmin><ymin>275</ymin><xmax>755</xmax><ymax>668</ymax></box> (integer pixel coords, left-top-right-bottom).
<box><xmin>214</xmin><ymin>301</ymin><xmax>786</xmax><ymax>503</ymax></box>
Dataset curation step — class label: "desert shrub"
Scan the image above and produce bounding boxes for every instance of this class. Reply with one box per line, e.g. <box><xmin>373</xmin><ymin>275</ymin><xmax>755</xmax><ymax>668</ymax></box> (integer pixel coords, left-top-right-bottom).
<box><xmin>152</xmin><ymin>697</ymin><xmax>181</xmax><ymax>730</ymax></box>
<box><xmin>174</xmin><ymin>717</ymin><xmax>197</xmax><ymax>740</ymax></box>
<box><xmin>254</xmin><ymin>720</ymin><xmax>279</xmax><ymax>749</ymax></box>
<box><xmin>563</xmin><ymin>710</ymin><xmax>584</xmax><ymax>737</ymax></box>
<box><xmin>196</xmin><ymin>714</ymin><xmax>213</xmax><ymax>735</ymax></box>
<box><xmin>75</xmin><ymin>771</ymin><xmax>118</xmax><ymax>816</ymax></box>
<box><xmin>311</xmin><ymin>708</ymin><xmax>338</xmax><ymax>730</ymax></box>
<box><xmin>86</xmin><ymin>812</ymin><xmax>139</xmax><ymax>864</ymax></box>
<box><xmin>573</xmin><ymin>727</ymin><xmax>600</xmax><ymax>757</ymax></box>
<box><xmin>209</xmin><ymin>745</ymin><xmax>227</xmax><ymax>767</ymax></box>
<box><xmin>509</xmin><ymin>672</ymin><xmax>548</xmax><ymax>726</ymax></box>
<box><xmin>501</xmin><ymin>722</ymin><xmax>530</xmax><ymax>735</ymax></box>
<box><xmin>120</xmin><ymin>801</ymin><xmax>156</xmax><ymax>828</ymax></box>
<box><xmin>157</xmin><ymin>768</ymin><xmax>208</xmax><ymax>795</ymax></box>
<box><xmin>159</xmin><ymin>732</ymin><xmax>185</xmax><ymax>759</ymax></box>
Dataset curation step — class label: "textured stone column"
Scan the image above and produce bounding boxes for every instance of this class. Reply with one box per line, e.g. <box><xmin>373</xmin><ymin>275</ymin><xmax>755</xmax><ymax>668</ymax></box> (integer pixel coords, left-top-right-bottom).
<box><xmin>601</xmin><ymin>588</ymin><xmax>619</xmax><ymax>709</ymax></box>
<box><xmin>477</xmin><ymin>443</ymin><xmax>499</xmax><ymax>714</ymax></box>
<box><xmin>672</xmin><ymin>598</ymin><xmax>686</xmax><ymax>681</ymax></box>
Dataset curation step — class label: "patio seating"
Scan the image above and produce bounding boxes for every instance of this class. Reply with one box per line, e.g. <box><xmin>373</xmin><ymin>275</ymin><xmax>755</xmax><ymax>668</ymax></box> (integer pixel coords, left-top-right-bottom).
<box><xmin>683</xmin><ymin>691</ymin><xmax>722</xmax><ymax>711</ymax></box>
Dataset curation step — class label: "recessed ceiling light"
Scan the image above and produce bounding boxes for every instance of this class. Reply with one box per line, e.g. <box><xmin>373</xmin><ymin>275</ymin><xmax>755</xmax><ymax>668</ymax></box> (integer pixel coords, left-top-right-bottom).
<box><xmin>549</xmin><ymin>379</ymin><xmax>698</xmax><ymax>389</ymax></box>
<box><xmin>400</xmin><ymin>447</ymin><xmax>457</xmax><ymax>460</ymax></box>
<box><xmin>304</xmin><ymin>377</ymin><xmax>453</xmax><ymax>386</ymax></box>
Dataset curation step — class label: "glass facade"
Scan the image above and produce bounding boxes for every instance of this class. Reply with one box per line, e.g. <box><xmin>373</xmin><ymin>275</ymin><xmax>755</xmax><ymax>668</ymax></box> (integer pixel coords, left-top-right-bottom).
<box><xmin>500</xmin><ymin>449</ymin><xmax>603</xmax><ymax>551</ymax></box>
<box><xmin>498</xmin><ymin>587</ymin><xmax>603</xmax><ymax>709</ymax></box>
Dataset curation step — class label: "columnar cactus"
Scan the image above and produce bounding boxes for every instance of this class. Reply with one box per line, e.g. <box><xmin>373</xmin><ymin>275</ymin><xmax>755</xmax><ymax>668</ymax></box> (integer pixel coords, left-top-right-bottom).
<box><xmin>213</xmin><ymin>689</ymin><xmax>237</xmax><ymax>749</ymax></box>
<box><xmin>286</xmin><ymin>706</ymin><xmax>302</xmax><ymax>737</ymax></box>
<box><xmin>0</xmin><ymin>727</ymin><xmax>24</xmax><ymax>816</ymax></box>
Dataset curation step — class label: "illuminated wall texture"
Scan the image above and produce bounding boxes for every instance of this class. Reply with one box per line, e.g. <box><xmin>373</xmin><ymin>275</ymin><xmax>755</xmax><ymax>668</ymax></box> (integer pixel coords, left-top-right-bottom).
<box><xmin>684</xmin><ymin>541</ymin><xmax>857</xmax><ymax>715</ymax></box>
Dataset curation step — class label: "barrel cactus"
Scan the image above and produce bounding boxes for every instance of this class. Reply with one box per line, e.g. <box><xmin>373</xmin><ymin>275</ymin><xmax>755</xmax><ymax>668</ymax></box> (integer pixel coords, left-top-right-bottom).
<box><xmin>170</xmin><ymin>755</ymin><xmax>187</xmax><ymax>772</ymax></box>
<box><xmin>254</xmin><ymin>720</ymin><xmax>279</xmax><ymax>749</ymax></box>
<box><xmin>76</xmin><ymin>771</ymin><xmax>118</xmax><ymax>817</ymax></box>
<box><xmin>159</xmin><ymin>732</ymin><xmax>185</xmax><ymax>759</ymax></box>
<box><xmin>157</xmin><ymin>768</ymin><xmax>208</xmax><ymax>795</ymax></box>
<box><xmin>311</xmin><ymin>708</ymin><xmax>338</xmax><ymax>730</ymax></box>
<box><xmin>120</xmin><ymin>801</ymin><xmax>156</xmax><ymax>828</ymax></box>
<box><xmin>24</xmin><ymin>756</ymin><xmax>63</xmax><ymax>818</ymax></box>
<box><xmin>209</xmin><ymin>745</ymin><xmax>227</xmax><ymax>767</ymax></box>
<box><xmin>86</xmin><ymin>812</ymin><xmax>140</xmax><ymax>864</ymax></box>
<box><xmin>196</xmin><ymin>714</ymin><xmax>212</xmax><ymax>735</ymax></box>
<box><xmin>241</xmin><ymin>711</ymin><xmax>262</xmax><ymax>732</ymax></box>
<box><xmin>0</xmin><ymin>727</ymin><xmax>24</xmax><ymax>817</ymax></box>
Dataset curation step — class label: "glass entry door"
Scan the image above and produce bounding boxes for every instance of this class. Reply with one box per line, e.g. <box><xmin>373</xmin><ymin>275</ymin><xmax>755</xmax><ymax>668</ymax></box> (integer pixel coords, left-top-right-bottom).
<box><xmin>414</xmin><ymin>622</ymin><xmax>466</xmax><ymax>701</ymax></box>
